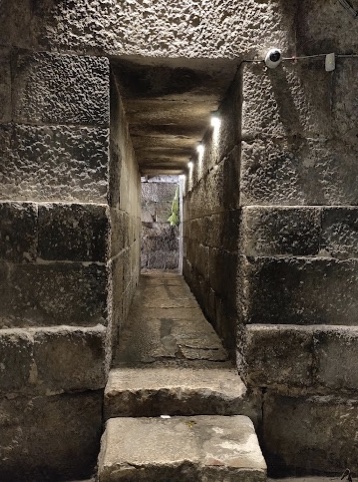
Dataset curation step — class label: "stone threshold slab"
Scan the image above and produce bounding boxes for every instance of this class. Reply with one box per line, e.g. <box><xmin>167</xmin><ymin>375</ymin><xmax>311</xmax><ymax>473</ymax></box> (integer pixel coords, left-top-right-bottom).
<box><xmin>98</xmin><ymin>415</ymin><xmax>267</xmax><ymax>482</ymax></box>
<box><xmin>104</xmin><ymin>366</ymin><xmax>261</xmax><ymax>419</ymax></box>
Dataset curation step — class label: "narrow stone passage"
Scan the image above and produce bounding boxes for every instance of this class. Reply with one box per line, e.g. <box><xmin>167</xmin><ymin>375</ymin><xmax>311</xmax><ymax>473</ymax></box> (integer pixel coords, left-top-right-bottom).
<box><xmin>114</xmin><ymin>271</ymin><xmax>230</xmax><ymax>368</ymax></box>
<box><xmin>98</xmin><ymin>271</ymin><xmax>266</xmax><ymax>481</ymax></box>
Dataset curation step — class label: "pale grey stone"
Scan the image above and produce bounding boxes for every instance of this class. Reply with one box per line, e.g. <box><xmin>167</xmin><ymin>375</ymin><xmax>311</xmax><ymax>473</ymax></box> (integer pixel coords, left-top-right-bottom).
<box><xmin>98</xmin><ymin>415</ymin><xmax>266</xmax><ymax>482</ymax></box>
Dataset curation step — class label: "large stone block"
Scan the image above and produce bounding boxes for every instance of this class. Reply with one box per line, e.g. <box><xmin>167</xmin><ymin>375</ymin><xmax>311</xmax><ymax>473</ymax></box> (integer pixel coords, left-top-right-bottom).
<box><xmin>297</xmin><ymin>0</ymin><xmax>358</xmax><ymax>56</ymax></box>
<box><xmin>0</xmin><ymin>48</ymin><xmax>11</xmax><ymax>123</ymax></box>
<box><xmin>0</xmin><ymin>202</ymin><xmax>38</xmax><ymax>263</ymax></box>
<box><xmin>263</xmin><ymin>392</ymin><xmax>358</xmax><ymax>474</ymax></box>
<box><xmin>0</xmin><ymin>262</ymin><xmax>109</xmax><ymax>327</ymax></box>
<box><xmin>0</xmin><ymin>329</ymin><xmax>33</xmax><ymax>392</ymax></box>
<box><xmin>242</xmin><ymin>207</ymin><xmax>320</xmax><ymax>256</ymax></box>
<box><xmin>241</xmin><ymin>62</ymin><xmax>332</xmax><ymax>140</ymax></box>
<box><xmin>243</xmin><ymin>257</ymin><xmax>358</xmax><ymax>325</ymax></box>
<box><xmin>239</xmin><ymin>325</ymin><xmax>314</xmax><ymax>389</ymax></box>
<box><xmin>314</xmin><ymin>326</ymin><xmax>358</xmax><ymax>391</ymax></box>
<box><xmin>332</xmin><ymin>59</ymin><xmax>358</xmax><ymax>146</ymax></box>
<box><xmin>241</xmin><ymin>138</ymin><xmax>358</xmax><ymax>206</ymax></box>
<box><xmin>13</xmin><ymin>51</ymin><xmax>110</xmax><ymax>126</ymax></box>
<box><xmin>38</xmin><ymin>203</ymin><xmax>109</xmax><ymax>262</ymax></box>
<box><xmin>320</xmin><ymin>207</ymin><xmax>358</xmax><ymax>259</ymax></box>
<box><xmin>27</xmin><ymin>0</ymin><xmax>296</xmax><ymax>58</ymax></box>
<box><xmin>33</xmin><ymin>326</ymin><xmax>107</xmax><ymax>391</ymax></box>
<box><xmin>0</xmin><ymin>124</ymin><xmax>109</xmax><ymax>203</ymax></box>
<box><xmin>0</xmin><ymin>391</ymin><xmax>103</xmax><ymax>481</ymax></box>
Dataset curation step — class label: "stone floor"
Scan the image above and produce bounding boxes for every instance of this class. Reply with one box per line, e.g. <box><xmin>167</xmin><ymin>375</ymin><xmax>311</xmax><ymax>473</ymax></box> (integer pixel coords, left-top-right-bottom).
<box><xmin>114</xmin><ymin>271</ymin><xmax>231</xmax><ymax>368</ymax></box>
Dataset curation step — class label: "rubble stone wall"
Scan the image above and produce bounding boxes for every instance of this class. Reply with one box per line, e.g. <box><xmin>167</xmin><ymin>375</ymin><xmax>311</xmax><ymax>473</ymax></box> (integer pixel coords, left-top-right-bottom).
<box><xmin>141</xmin><ymin>177</ymin><xmax>180</xmax><ymax>271</ymax></box>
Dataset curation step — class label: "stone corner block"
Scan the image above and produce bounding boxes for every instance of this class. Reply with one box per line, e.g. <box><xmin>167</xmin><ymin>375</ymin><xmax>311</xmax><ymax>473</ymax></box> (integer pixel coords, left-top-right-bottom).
<box><xmin>33</xmin><ymin>326</ymin><xmax>107</xmax><ymax>391</ymax></box>
<box><xmin>38</xmin><ymin>203</ymin><xmax>110</xmax><ymax>262</ymax></box>
<box><xmin>13</xmin><ymin>51</ymin><xmax>110</xmax><ymax>126</ymax></box>
<box><xmin>241</xmin><ymin>324</ymin><xmax>313</xmax><ymax>389</ymax></box>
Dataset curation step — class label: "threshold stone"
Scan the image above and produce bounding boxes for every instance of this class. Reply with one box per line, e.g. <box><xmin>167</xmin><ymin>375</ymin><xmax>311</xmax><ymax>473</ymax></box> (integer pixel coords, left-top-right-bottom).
<box><xmin>98</xmin><ymin>415</ymin><xmax>266</xmax><ymax>482</ymax></box>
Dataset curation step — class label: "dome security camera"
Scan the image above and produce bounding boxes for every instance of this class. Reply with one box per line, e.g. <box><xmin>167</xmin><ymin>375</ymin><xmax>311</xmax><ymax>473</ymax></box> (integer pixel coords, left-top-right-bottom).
<box><xmin>265</xmin><ymin>48</ymin><xmax>283</xmax><ymax>69</ymax></box>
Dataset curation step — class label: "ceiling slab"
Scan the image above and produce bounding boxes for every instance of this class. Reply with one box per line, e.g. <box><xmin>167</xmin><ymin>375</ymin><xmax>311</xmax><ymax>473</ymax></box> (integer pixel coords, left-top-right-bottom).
<box><xmin>112</xmin><ymin>56</ymin><xmax>239</xmax><ymax>175</ymax></box>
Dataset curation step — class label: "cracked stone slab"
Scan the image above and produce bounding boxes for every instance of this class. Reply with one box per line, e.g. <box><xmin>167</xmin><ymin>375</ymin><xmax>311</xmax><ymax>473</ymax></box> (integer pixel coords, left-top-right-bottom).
<box><xmin>98</xmin><ymin>415</ymin><xmax>267</xmax><ymax>482</ymax></box>
<box><xmin>104</xmin><ymin>367</ymin><xmax>261</xmax><ymax>420</ymax></box>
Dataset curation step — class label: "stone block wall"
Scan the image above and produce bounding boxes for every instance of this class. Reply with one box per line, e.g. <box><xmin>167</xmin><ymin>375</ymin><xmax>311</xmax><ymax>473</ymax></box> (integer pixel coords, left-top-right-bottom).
<box><xmin>183</xmin><ymin>73</ymin><xmax>242</xmax><ymax>352</ymax></box>
<box><xmin>141</xmin><ymin>177</ymin><xmax>179</xmax><ymax>271</ymax></box>
<box><xmin>110</xmin><ymin>75</ymin><xmax>141</xmax><ymax>352</ymax></box>
<box><xmin>0</xmin><ymin>47</ymin><xmax>140</xmax><ymax>481</ymax></box>
<box><xmin>183</xmin><ymin>2</ymin><xmax>358</xmax><ymax>476</ymax></box>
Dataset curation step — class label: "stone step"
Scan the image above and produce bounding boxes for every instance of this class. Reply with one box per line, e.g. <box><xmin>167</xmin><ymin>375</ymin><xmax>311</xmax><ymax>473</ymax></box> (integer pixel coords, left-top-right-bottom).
<box><xmin>104</xmin><ymin>366</ymin><xmax>261</xmax><ymax>421</ymax></box>
<box><xmin>98</xmin><ymin>415</ymin><xmax>267</xmax><ymax>482</ymax></box>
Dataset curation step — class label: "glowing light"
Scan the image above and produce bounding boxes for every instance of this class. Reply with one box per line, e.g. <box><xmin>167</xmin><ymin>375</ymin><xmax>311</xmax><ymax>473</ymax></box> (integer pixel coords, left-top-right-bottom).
<box><xmin>196</xmin><ymin>143</ymin><xmax>205</xmax><ymax>156</ymax></box>
<box><xmin>211</xmin><ymin>112</ymin><xmax>221</xmax><ymax>129</ymax></box>
<box><xmin>188</xmin><ymin>161</ymin><xmax>193</xmax><ymax>169</ymax></box>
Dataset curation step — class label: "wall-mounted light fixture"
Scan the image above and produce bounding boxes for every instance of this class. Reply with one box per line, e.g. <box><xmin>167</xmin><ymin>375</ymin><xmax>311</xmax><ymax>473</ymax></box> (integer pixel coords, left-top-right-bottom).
<box><xmin>211</xmin><ymin>112</ymin><xmax>221</xmax><ymax>129</ymax></box>
<box><xmin>196</xmin><ymin>144</ymin><xmax>205</xmax><ymax>156</ymax></box>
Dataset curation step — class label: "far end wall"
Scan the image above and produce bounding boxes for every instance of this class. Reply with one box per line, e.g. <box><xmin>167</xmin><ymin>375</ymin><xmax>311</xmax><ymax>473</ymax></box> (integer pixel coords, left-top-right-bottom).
<box><xmin>141</xmin><ymin>176</ymin><xmax>180</xmax><ymax>271</ymax></box>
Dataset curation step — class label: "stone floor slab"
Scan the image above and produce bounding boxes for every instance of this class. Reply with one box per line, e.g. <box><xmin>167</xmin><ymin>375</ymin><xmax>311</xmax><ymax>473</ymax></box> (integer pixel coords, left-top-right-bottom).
<box><xmin>98</xmin><ymin>415</ymin><xmax>267</xmax><ymax>482</ymax></box>
<box><xmin>104</xmin><ymin>366</ymin><xmax>261</xmax><ymax>420</ymax></box>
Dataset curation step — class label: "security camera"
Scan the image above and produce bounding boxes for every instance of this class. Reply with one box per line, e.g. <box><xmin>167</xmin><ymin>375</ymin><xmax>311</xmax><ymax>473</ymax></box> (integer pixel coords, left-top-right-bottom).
<box><xmin>265</xmin><ymin>48</ymin><xmax>283</xmax><ymax>69</ymax></box>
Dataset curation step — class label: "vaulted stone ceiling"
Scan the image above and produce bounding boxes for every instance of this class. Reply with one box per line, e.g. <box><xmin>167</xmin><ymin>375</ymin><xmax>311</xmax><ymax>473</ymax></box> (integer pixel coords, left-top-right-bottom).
<box><xmin>112</xmin><ymin>57</ymin><xmax>239</xmax><ymax>175</ymax></box>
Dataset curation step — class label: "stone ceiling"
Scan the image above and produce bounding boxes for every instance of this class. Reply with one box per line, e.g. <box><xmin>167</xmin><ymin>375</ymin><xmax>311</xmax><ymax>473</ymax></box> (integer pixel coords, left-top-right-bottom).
<box><xmin>112</xmin><ymin>57</ymin><xmax>239</xmax><ymax>175</ymax></box>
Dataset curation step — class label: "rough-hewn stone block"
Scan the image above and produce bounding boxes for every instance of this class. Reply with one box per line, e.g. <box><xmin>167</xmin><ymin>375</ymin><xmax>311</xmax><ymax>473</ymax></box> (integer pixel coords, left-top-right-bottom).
<box><xmin>99</xmin><ymin>415</ymin><xmax>266</xmax><ymax>482</ymax></box>
<box><xmin>1</xmin><ymin>263</ymin><xmax>109</xmax><ymax>327</ymax></box>
<box><xmin>242</xmin><ymin>62</ymin><xmax>332</xmax><ymax>140</ymax></box>
<box><xmin>33</xmin><ymin>326</ymin><xmax>107</xmax><ymax>391</ymax></box>
<box><xmin>0</xmin><ymin>329</ymin><xmax>33</xmax><ymax>391</ymax></box>
<box><xmin>38</xmin><ymin>203</ymin><xmax>109</xmax><ymax>262</ymax></box>
<box><xmin>320</xmin><ymin>207</ymin><xmax>358</xmax><ymax>259</ymax></box>
<box><xmin>241</xmin><ymin>138</ymin><xmax>358</xmax><ymax>206</ymax></box>
<box><xmin>0</xmin><ymin>124</ymin><xmax>109</xmax><ymax>203</ymax></box>
<box><xmin>0</xmin><ymin>202</ymin><xmax>37</xmax><ymax>263</ymax></box>
<box><xmin>263</xmin><ymin>392</ymin><xmax>358</xmax><ymax>474</ymax></box>
<box><xmin>243</xmin><ymin>257</ymin><xmax>358</xmax><ymax>325</ymax></box>
<box><xmin>242</xmin><ymin>207</ymin><xmax>320</xmax><ymax>256</ymax></box>
<box><xmin>13</xmin><ymin>51</ymin><xmax>110</xmax><ymax>126</ymax></box>
<box><xmin>0</xmin><ymin>391</ymin><xmax>103</xmax><ymax>481</ymax></box>
<box><xmin>0</xmin><ymin>48</ymin><xmax>11</xmax><ymax>123</ymax></box>
<box><xmin>314</xmin><ymin>326</ymin><xmax>358</xmax><ymax>391</ymax></box>
<box><xmin>239</xmin><ymin>325</ymin><xmax>313</xmax><ymax>389</ymax></box>
<box><xmin>297</xmin><ymin>1</ymin><xmax>358</xmax><ymax>59</ymax></box>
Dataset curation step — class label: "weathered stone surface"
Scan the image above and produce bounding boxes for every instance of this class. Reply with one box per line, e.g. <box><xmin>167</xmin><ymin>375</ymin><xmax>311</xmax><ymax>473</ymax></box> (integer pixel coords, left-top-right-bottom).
<box><xmin>0</xmin><ymin>391</ymin><xmax>103</xmax><ymax>481</ymax></box>
<box><xmin>243</xmin><ymin>257</ymin><xmax>358</xmax><ymax>326</ymax></box>
<box><xmin>98</xmin><ymin>415</ymin><xmax>266</xmax><ymax>482</ymax></box>
<box><xmin>38</xmin><ymin>203</ymin><xmax>109</xmax><ymax>262</ymax></box>
<box><xmin>239</xmin><ymin>325</ymin><xmax>313</xmax><ymax>389</ymax></box>
<box><xmin>0</xmin><ymin>48</ymin><xmax>11</xmax><ymax>123</ymax></box>
<box><xmin>297</xmin><ymin>0</ymin><xmax>358</xmax><ymax>55</ymax></box>
<box><xmin>19</xmin><ymin>0</ymin><xmax>296</xmax><ymax>58</ymax></box>
<box><xmin>0</xmin><ymin>202</ymin><xmax>37</xmax><ymax>263</ymax></box>
<box><xmin>314</xmin><ymin>326</ymin><xmax>358</xmax><ymax>391</ymax></box>
<box><xmin>104</xmin><ymin>367</ymin><xmax>261</xmax><ymax>423</ymax></box>
<box><xmin>242</xmin><ymin>207</ymin><xmax>320</xmax><ymax>257</ymax></box>
<box><xmin>0</xmin><ymin>329</ymin><xmax>33</xmax><ymax>391</ymax></box>
<box><xmin>13</xmin><ymin>52</ymin><xmax>110</xmax><ymax>126</ymax></box>
<box><xmin>0</xmin><ymin>262</ymin><xmax>109</xmax><ymax>327</ymax></box>
<box><xmin>241</xmin><ymin>62</ymin><xmax>332</xmax><ymax>140</ymax></box>
<box><xmin>241</xmin><ymin>138</ymin><xmax>358</xmax><ymax>206</ymax></box>
<box><xmin>0</xmin><ymin>124</ymin><xmax>109</xmax><ymax>203</ymax></box>
<box><xmin>34</xmin><ymin>326</ymin><xmax>107</xmax><ymax>391</ymax></box>
<box><xmin>114</xmin><ymin>273</ymin><xmax>230</xmax><ymax>367</ymax></box>
<box><xmin>263</xmin><ymin>392</ymin><xmax>358</xmax><ymax>474</ymax></box>
<box><xmin>320</xmin><ymin>208</ymin><xmax>358</xmax><ymax>259</ymax></box>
